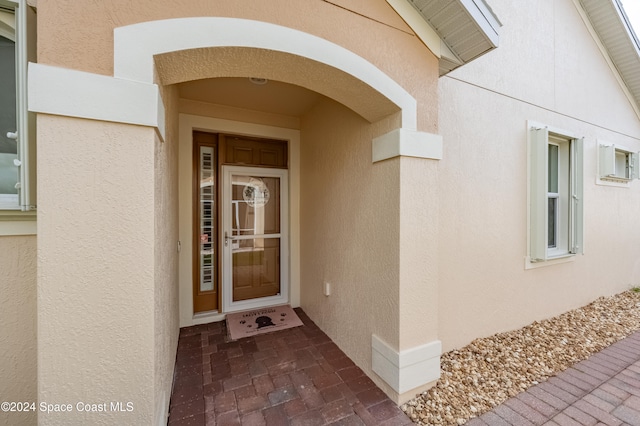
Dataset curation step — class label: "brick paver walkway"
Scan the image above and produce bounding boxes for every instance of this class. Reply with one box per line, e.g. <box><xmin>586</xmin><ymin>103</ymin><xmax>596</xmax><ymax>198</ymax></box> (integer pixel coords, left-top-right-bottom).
<box><xmin>468</xmin><ymin>331</ymin><xmax>640</xmax><ymax>426</ymax></box>
<box><xmin>168</xmin><ymin>308</ymin><xmax>412</xmax><ymax>425</ymax></box>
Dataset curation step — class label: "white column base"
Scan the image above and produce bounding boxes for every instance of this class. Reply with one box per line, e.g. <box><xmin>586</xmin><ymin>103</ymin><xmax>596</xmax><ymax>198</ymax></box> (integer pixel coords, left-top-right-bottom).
<box><xmin>372</xmin><ymin>334</ymin><xmax>441</xmax><ymax>395</ymax></box>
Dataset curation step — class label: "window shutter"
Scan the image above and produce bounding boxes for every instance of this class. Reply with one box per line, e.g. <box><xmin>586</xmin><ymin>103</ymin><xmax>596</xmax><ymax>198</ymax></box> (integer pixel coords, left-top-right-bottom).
<box><xmin>529</xmin><ymin>127</ymin><xmax>548</xmax><ymax>262</ymax></box>
<box><xmin>570</xmin><ymin>137</ymin><xmax>584</xmax><ymax>255</ymax></box>
<box><xmin>632</xmin><ymin>152</ymin><xmax>640</xmax><ymax>180</ymax></box>
<box><xmin>16</xmin><ymin>0</ymin><xmax>34</xmax><ymax>211</ymax></box>
<box><xmin>598</xmin><ymin>144</ymin><xmax>615</xmax><ymax>178</ymax></box>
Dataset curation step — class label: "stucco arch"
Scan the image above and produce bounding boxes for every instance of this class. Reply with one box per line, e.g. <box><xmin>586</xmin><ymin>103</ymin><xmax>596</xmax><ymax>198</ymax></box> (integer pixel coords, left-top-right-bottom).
<box><xmin>113</xmin><ymin>17</ymin><xmax>418</xmax><ymax>130</ymax></box>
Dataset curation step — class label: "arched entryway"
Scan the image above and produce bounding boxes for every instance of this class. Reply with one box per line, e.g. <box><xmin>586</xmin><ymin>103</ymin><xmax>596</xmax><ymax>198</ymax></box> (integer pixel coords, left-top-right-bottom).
<box><xmin>110</xmin><ymin>17</ymin><xmax>425</xmax><ymax>324</ymax></box>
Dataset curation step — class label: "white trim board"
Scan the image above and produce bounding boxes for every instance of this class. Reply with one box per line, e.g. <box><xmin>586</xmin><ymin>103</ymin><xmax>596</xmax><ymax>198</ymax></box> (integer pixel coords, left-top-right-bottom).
<box><xmin>372</xmin><ymin>334</ymin><xmax>441</xmax><ymax>394</ymax></box>
<box><xmin>27</xmin><ymin>63</ymin><xmax>166</xmax><ymax>140</ymax></box>
<box><xmin>0</xmin><ymin>220</ymin><xmax>36</xmax><ymax>236</ymax></box>
<box><xmin>372</xmin><ymin>128</ymin><xmax>443</xmax><ymax>162</ymax></box>
<box><xmin>113</xmin><ymin>17</ymin><xmax>418</xmax><ymax>130</ymax></box>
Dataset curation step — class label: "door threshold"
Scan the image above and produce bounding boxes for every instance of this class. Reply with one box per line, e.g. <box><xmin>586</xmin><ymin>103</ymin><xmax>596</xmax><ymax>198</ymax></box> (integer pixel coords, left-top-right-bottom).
<box><xmin>191</xmin><ymin>310</ymin><xmax>226</xmax><ymax>325</ymax></box>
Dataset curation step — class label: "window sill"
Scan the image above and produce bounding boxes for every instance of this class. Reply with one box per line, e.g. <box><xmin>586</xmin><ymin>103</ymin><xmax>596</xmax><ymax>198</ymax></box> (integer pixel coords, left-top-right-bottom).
<box><xmin>0</xmin><ymin>210</ymin><xmax>36</xmax><ymax>236</ymax></box>
<box><xmin>525</xmin><ymin>254</ymin><xmax>575</xmax><ymax>270</ymax></box>
<box><xmin>596</xmin><ymin>176</ymin><xmax>632</xmax><ymax>188</ymax></box>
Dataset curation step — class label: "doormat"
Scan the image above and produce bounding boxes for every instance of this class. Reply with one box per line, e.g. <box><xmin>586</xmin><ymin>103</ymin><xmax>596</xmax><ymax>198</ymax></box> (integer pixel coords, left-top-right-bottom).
<box><xmin>226</xmin><ymin>305</ymin><xmax>303</xmax><ymax>340</ymax></box>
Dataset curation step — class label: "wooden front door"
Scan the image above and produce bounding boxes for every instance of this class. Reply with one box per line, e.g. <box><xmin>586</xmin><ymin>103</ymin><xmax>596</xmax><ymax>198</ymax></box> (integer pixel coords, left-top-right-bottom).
<box><xmin>192</xmin><ymin>131</ymin><xmax>288</xmax><ymax>314</ymax></box>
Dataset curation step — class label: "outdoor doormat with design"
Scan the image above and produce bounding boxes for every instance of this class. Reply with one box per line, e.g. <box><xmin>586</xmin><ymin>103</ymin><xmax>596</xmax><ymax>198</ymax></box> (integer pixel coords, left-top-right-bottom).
<box><xmin>226</xmin><ymin>305</ymin><xmax>303</xmax><ymax>340</ymax></box>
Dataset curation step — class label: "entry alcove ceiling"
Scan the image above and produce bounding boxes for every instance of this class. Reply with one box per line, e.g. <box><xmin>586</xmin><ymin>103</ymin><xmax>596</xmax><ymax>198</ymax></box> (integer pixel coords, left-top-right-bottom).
<box><xmin>178</xmin><ymin>77</ymin><xmax>323</xmax><ymax>118</ymax></box>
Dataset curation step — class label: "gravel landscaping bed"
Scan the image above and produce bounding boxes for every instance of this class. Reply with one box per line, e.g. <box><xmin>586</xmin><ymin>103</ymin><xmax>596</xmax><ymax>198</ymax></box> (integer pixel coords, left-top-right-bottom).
<box><xmin>401</xmin><ymin>290</ymin><xmax>640</xmax><ymax>425</ymax></box>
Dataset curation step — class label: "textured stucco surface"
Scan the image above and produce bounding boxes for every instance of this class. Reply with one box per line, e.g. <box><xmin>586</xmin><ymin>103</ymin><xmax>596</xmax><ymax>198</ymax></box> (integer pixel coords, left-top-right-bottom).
<box><xmin>178</xmin><ymin>99</ymin><xmax>300</xmax><ymax>130</ymax></box>
<box><xmin>154</xmin><ymin>46</ymin><xmax>401</xmax><ymax>126</ymax></box>
<box><xmin>300</xmin><ymin>97</ymin><xmax>403</xmax><ymax>400</ymax></box>
<box><xmin>36</xmin><ymin>0</ymin><xmax>438</xmax><ymax>133</ymax></box>
<box><xmin>437</xmin><ymin>0</ymin><xmax>640</xmax><ymax>352</ymax></box>
<box><xmin>37</xmin><ymin>115</ymin><xmax>156</xmax><ymax>425</ymax></box>
<box><xmin>0</xmin><ymin>235</ymin><xmax>36</xmax><ymax>426</ymax></box>
<box><xmin>34</xmin><ymin>0</ymin><xmax>443</xmax><ymax>408</ymax></box>
<box><xmin>398</xmin><ymin>156</ymin><xmax>439</xmax><ymax>351</ymax></box>
<box><xmin>154</xmin><ymin>84</ymin><xmax>180</xmax><ymax>424</ymax></box>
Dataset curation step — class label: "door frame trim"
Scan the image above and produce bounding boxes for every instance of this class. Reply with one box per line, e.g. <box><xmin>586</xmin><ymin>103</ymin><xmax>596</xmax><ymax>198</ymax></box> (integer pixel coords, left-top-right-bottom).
<box><xmin>221</xmin><ymin>165</ymin><xmax>289</xmax><ymax>313</ymax></box>
<box><xmin>178</xmin><ymin>114</ymin><xmax>301</xmax><ymax>327</ymax></box>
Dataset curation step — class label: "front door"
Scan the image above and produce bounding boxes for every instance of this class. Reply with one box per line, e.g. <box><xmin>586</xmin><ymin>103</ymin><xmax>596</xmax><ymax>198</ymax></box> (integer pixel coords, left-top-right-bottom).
<box><xmin>221</xmin><ymin>166</ymin><xmax>289</xmax><ymax>312</ymax></box>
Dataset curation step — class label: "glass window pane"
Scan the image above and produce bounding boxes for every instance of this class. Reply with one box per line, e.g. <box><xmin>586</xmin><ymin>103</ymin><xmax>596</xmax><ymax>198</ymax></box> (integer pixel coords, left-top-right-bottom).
<box><xmin>0</xmin><ymin>33</ymin><xmax>17</xmax><ymax>197</ymax></box>
<box><xmin>548</xmin><ymin>144</ymin><xmax>558</xmax><ymax>193</ymax></box>
<box><xmin>231</xmin><ymin>175</ymin><xmax>280</xmax><ymax>237</ymax></box>
<box><xmin>548</xmin><ymin>197</ymin><xmax>557</xmax><ymax>248</ymax></box>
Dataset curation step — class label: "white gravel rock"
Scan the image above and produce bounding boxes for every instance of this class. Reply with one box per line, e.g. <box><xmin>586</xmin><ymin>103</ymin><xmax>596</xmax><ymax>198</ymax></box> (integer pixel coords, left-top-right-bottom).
<box><xmin>401</xmin><ymin>290</ymin><xmax>640</xmax><ymax>425</ymax></box>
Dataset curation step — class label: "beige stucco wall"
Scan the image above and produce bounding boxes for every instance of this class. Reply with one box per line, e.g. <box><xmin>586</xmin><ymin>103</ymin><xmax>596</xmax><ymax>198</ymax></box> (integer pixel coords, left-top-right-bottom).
<box><xmin>37</xmin><ymin>115</ymin><xmax>157</xmax><ymax>425</ymax></box>
<box><xmin>399</xmin><ymin>155</ymin><xmax>440</xmax><ymax>350</ymax></box>
<box><xmin>34</xmin><ymin>0</ymin><xmax>442</xmax><ymax>409</ymax></box>
<box><xmin>154</xmin><ymin>85</ymin><xmax>180</xmax><ymax>424</ymax></box>
<box><xmin>437</xmin><ymin>0</ymin><xmax>640</xmax><ymax>352</ymax></box>
<box><xmin>0</xmin><ymin>235</ymin><xmax>36</xmax><ymax>426</ymax></box>
<box><xmin>36</xmin><ymin>0</ymin><xmax>438</xmax><ymax>133</ymax></box>
<box><xmin>300</xmin><ymin>97</ymin><xmax>402</xmax><ymax>399</ymax></box>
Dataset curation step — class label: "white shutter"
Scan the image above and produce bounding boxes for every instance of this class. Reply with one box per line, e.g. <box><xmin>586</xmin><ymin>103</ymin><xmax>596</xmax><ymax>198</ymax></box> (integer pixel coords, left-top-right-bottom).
<box><xmin>570</xmin><ymin>138</ymin><xmax>584</xmax><ymax>255</ymax></box>
<box><xmin>632</xmin><ymin>152</ymin><xmax>640</xmax><ymax>180</ymax></box>
<box><xmin>17</xmin><ymin>0</ymin><xmax>35</xmax><ymax>211</ymax></box>
<box><xmin>529</xmin><ymin>127</ymin><xmax>548</xmax><ymax>262</ymax></box>
<box><xmin>598</xmin><ymin>144</ymin><xmax>615</xmax><ymax>178</ymax></box>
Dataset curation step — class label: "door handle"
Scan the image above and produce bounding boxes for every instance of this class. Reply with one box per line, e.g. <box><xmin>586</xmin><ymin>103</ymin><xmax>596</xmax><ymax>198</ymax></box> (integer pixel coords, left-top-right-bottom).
<box><xmin>224</xmin><ymin>231</ymin><xmax>233</xmax><ymax>247</ymax></box>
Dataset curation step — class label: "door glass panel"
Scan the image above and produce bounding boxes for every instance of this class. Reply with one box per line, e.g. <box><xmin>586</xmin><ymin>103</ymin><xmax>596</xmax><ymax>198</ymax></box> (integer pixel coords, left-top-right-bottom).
<box><xmin>0</xmin><ymin>33</ymin><xmax>18</xmax><ymax>201</ymax></box>
<box><xmin>199</xmin><ymin>146</ymin><xmax>216</xmax><ymax>292</ymax></box>
<box><xmin>232</xmin><ymin>238</ymin><xmax>281</xmax><ymax>301</ymax></box>
<box><xmin>548</xmin><ymin>144</ymin><xmax>558</xmax><ymax>193</ymax></box>
<box><xmin>230</xmin><ymin>175</ymin><xmax>281</xmax><ymax>302</ymax></box>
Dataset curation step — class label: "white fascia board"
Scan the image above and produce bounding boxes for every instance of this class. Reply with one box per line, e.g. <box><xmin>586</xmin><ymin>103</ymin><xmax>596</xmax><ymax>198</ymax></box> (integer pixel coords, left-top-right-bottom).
<box><xmin>386</xmin><ymin>0</ymin><xmax>442</xmax><ymax>58</ymax></box>
<box><xmin>372</xmin><ymin>128</ymin><xmax>443</xmax><ymax>162</ymax></box>
<box><xmin>459</xmin><ymin>0</ymin><xmax>502</xmax><ymax>47</ymax></box>
<box><xmin>613</xmin><ymin>0</ymin><xmax>640</xmax><ymax>55</ymax></box>
<box><xmin>372</xmin><ymin>334</ymin><xmax>441</xmax><ymax>394</ymax></box>
<box><xmin>28</xmin><ymin>63</ymin><xmax>165</xmax><ymax>140</ymax></box>
<box><xmin>574</xmin><ymin>0</ymin><xmax>640</xmax><ymax>119</ymax></box>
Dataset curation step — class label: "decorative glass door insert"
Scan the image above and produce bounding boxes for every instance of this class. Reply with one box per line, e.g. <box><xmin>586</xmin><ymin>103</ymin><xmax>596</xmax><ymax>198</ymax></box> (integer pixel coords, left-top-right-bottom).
<box><xmin>193</xmin><ymin>134</ymin><xmax>219</xmax><ymax>313</ymax></box>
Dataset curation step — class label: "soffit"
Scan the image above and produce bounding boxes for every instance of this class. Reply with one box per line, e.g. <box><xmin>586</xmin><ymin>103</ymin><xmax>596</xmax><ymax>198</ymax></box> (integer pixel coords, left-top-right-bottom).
<box><xmin>405</xmin><ymin>0</ymin><xmax>501</xmax><ymax>75</ymax></box>
<box><xmin>579</xmin><ymin>0</ymin><xmax>640</xmax><ymax>112</ymax></box>
<box><xmin>178</xmin><ymin>77</ymin><xmax>322</xmax><ymax>117</ymax></box>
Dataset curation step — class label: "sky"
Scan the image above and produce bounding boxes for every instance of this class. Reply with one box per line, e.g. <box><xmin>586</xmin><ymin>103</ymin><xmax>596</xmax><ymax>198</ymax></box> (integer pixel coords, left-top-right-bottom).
<box><xmin>620</xmin><ymin>0</ymin><xmax>640</xmax><ymax>41</ymax></box>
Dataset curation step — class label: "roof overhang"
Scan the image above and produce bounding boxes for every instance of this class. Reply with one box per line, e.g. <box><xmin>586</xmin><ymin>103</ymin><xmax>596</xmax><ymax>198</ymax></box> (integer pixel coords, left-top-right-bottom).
<box><xmin>387</xmin><ymin>0</ymin><xmax>501</xmax><ymax>75</ymax></box>
<box><xmin>578</xmin><ymin>0</ymin><xmax>640</xmax><ymax>114</ymax></box>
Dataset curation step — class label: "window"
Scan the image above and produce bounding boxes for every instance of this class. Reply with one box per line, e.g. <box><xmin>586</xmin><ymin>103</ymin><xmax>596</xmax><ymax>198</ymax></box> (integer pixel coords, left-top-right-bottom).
<box><xmin>0</xmin><ymin>0</ymin><xmax>34</xmax><ymax>212</ymax></box>
<box><xmin>529</xmin><ymin>125</ymin><xmax>583</xmax><ymax>262</ymax></box>
<box><xmin>598</xmin><ymin>143</ymin><xmax>638</xmax><ymax>184</ymax></box>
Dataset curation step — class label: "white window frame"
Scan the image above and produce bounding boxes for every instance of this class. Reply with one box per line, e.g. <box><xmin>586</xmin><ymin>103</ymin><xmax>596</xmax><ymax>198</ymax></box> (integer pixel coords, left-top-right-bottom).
<box><xmin>527</xmin><ymin>122</ymin><xmax>583</xmax><ymax>266</ymax></box>
<box><xmin>597</xmin><ymin>142</ymin><xmax>639</xmax><ymax>187</ymax></box>
<box><xmin>0</xmin><ymin>0</ymin><xmax>32</xmax><ymax>212</ymax></box>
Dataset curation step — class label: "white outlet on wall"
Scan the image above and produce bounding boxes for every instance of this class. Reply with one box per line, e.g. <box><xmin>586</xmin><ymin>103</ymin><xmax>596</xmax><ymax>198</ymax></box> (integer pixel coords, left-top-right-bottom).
<box><xmin>324</xmin><ymin>282</ymin><xmax>331</xmax><ymax>296</ymax></box>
